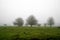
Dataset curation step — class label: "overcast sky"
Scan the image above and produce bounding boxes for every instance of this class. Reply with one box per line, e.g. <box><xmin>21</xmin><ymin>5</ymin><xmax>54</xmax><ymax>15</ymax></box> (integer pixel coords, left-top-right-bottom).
<box><xmin>0</xmin><ymin>0</ymin><xmax>60</xmax><ymax>26</ymax></box>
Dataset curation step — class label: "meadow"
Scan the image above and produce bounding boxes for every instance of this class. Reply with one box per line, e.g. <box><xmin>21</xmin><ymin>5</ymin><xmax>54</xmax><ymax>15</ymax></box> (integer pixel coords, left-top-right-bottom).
<box><xmin>0</xmin><ymin>26</ymin><xmax>60</xmax><ymax>40</ymax></box>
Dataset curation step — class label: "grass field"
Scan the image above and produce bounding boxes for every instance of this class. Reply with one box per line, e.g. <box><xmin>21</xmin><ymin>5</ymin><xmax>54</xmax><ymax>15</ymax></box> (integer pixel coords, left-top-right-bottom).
<box><xmin>0</xmin><ymin>26</ymin><xmax>60</xmax><ymax>40</ymax></box>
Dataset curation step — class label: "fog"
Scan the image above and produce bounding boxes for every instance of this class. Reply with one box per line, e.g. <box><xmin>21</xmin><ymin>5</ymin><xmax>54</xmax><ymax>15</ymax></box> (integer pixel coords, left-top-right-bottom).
<box><xmin>0</xmin><ymin>0</ymin><xmax>60</xmax><ymax>26</ymax></box>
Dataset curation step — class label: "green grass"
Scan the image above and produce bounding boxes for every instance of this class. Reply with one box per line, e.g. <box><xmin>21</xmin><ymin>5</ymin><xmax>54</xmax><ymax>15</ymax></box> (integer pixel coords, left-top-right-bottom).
<box><xmin>0</xmin><ymin>26</ymin><xmax>60</xmax><ymax>40</ymax></box>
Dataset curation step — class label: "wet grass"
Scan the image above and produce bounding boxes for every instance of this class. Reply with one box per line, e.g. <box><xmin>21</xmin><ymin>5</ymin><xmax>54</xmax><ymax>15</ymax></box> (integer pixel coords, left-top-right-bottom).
<box><xmin>0</xmin><ymin>26</ymin><xmax>60</xmax><ymax>40</ymax></box>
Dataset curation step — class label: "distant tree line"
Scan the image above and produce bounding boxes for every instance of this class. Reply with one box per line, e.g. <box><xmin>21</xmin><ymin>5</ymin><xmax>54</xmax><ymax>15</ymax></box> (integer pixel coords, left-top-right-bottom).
<box><xmin>13</xmin><ymin>15</ymin><xmax>54</xmax><ymax>27</ymax></box>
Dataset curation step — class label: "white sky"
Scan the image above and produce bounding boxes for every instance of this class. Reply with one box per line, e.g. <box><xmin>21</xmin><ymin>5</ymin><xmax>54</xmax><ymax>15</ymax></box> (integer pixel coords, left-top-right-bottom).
<box><xmin>0</xmin><ymin>0</ymin><xmax>60</xmax><ymax>26</ymax></box>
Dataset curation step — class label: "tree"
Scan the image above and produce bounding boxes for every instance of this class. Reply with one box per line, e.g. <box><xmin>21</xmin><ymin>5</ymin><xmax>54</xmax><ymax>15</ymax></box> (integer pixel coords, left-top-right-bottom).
<box><xmin>37</xmin><ymin>24</ymin><xmax>41</xmax><ymax>27</ymax></box>
<box><xmin>4</xmin><ymin>24</ymin><xmax>7</xmax><ymax>26</ymax></box>
<box><xmin>13</xmin><ymin>18</ymin><xmax>24</xmax><ymax>26</ymax></box>
<box><xmin>47</xmin><ymin>17</ymin><xmax>54</xmax><ymax>27</ymax></box>
<box><xmin>25</xmin><ymin>23</ymin><xmax>28</xmax><ymax>26</ymax></box>
<box><xmin>44</xmin><ymin>23</ymin><xmax>47</xmax><ymax>27</ymax></box>
<box><xmin>26</xmin><ymin>15</ymin><xmax>37</xmax><ymax>27</ymax></box>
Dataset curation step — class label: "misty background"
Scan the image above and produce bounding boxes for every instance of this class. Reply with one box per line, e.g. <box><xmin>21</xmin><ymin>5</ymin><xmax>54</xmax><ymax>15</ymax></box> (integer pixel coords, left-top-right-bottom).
<box><xmin>0</xmin><ymin>0</ymin><xmax>60</xmax><ymax>26</ymax></box>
